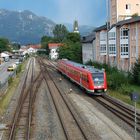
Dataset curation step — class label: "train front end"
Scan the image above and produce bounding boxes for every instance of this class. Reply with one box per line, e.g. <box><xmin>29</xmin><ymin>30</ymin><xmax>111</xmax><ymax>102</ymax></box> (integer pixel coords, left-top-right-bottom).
<box><xmin>91</xmin><ymin>71</ymin><xmax>107</xmax><ymax>95</ymax></box>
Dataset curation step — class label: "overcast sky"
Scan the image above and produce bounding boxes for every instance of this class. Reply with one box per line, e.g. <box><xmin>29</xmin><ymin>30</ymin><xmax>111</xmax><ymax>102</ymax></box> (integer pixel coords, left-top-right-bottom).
<box><xmin>0</xmin><ymin>0</ymin><xmax>107</xmax><ymax>27</ymax></box>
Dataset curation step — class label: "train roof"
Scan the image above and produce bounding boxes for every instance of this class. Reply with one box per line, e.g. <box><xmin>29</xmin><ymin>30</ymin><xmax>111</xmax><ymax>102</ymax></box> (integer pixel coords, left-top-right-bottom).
<box><xmin>62</xmin><ymin>60</ymin><xmax>104</xmax><ymax>73</ymax></box>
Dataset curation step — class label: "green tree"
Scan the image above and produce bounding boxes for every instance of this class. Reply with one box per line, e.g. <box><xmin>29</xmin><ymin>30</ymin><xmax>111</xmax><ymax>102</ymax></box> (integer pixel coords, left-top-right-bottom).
<box><xmin>66</xmin><ymin>32</ymin><xmax>80</xmax><ymax>43</ymax></box>
<box><xmin>11</xmin><ymin>43</ymin><xmax>21</xmax><ymax>50</ymax></box>
<box><xmin>53</xmin><ymin>24</ymin><xmax>68</xmax><ymax>42</ymax></box>
<box><xmin>131</xmin><ymin>57</ymin><xmax>140</xmax><ymax>84</ymax></box>
<box><xmin>58</xmin><ymin>42</ymin><xmax>82</xmax><ymax>63</ymax></box>
<box><xmin>0</xmin><ymin>38</ymin><xmax>11</xmax><ymax>52</ymax></box>
<box><xmin>58</xmin><ymin>33</ymin><xmax>82</xmax><ymax>63</ymax></box>
<box><xmin>41</xmin><ymin>36</ymin><xmax>52</xmax><ymax>55</ymax></box>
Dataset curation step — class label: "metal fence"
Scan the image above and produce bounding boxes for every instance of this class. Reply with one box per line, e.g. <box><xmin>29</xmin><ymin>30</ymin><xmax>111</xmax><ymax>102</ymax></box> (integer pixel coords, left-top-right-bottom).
<box><xmin>0</xmin><ymin>70</ymin><xmax>16</xmax><ymax>98</ymax></box>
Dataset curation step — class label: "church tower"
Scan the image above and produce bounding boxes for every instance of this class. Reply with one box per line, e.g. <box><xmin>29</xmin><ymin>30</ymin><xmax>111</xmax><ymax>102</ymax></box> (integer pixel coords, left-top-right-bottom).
<box><xmin>73</xmin><ymin>20</ymin><xmax>79</xmax><ymax>33</ymax></box>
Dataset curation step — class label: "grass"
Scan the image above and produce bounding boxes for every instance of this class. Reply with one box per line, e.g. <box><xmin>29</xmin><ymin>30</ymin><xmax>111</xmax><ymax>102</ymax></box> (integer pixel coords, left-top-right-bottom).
<box><xmin>0</xmin><ymin>60</ymin><xmax>27</xmax><ymax>115</ymax></box>
<box><xmin>108</xmin><ymin>84</ymin><xmax>140</xmax><ymax>108</ymax></box>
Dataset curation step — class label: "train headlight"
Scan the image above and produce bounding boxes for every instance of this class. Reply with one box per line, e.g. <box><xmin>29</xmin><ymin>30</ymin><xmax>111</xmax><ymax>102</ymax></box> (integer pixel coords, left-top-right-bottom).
<box><xmin>104</xmin><ymin>89</ymin><xmax>107</xmax><ymax>92</ymax></box>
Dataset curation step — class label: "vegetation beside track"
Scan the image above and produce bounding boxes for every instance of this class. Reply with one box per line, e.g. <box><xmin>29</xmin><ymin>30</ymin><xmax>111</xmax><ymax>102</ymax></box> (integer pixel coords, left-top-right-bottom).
<box><xmin>0</xmin><ymin>59</ymin><xmax>28</xmax><ymax>115</ymax></box>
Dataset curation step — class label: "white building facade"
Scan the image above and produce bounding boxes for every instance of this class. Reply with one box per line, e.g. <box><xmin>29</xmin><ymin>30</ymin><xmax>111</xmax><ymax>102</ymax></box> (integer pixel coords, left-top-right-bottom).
<box><xmin>82</xmin><ymin>34</ymin><xmax>96</xmax><ymax>64</ymax></box>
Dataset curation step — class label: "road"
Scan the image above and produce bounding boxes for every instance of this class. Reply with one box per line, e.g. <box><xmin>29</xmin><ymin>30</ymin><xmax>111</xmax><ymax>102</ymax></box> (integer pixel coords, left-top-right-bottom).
<box><xmin>0</xmin><ymin>59</ymin><xmax>18</xmax><ymax>84</ymax></box>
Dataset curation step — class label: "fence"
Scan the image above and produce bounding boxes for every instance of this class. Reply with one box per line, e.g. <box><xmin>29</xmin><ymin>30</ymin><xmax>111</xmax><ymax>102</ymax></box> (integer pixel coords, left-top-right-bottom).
<box><xmin>0</xmin><ymin>70</ymin><xmax>16</xmax><ymax>98</ymax></box>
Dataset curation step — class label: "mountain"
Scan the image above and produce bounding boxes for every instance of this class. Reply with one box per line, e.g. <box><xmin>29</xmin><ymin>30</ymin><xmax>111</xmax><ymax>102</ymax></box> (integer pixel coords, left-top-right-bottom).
<box><xmin>64</xmin><ymin>23</ymin><xmax>95</xmax><ymax>36</ymax></box>
<box><xmin>0</xmin><ymin>9</ymin><xmax>55</xmax><ymax>44</ymax></box>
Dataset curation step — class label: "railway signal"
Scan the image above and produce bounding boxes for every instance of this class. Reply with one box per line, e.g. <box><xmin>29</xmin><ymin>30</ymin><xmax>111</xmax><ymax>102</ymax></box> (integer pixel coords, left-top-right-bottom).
<box><xmin>130</xmin><ymin>92</ymin><xmax>139</xmax><ymax>140</ymax></box>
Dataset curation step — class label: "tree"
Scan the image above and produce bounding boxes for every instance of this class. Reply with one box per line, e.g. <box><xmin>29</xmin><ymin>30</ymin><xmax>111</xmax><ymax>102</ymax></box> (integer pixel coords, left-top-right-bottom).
<box><xmin>58</xmin><ymin>42</ymin><xmax>82</xmax><ymax>63</ymax></box>
<box><xmin>11</xmin><ymin>43</ymin><xmax>21</xmax><ymax>50</ymax></box>
<box><xmin>58</xmin><ymin>32</ymin><xmax>82</xmax><ymax>63</ymax></box>
<box><xmin>131</xmin><ymin>57</ymin><xmax>140</xmax><ymax>85</ymax></box>
<box><xmin>66</xmin><ymin>32</ymin><xmax>80</xmax><ymax>43</ymax></box>
<box><xmin>53</xmin><ymin>24</ymin><xmax>68</xmax><ymax>42</ymax></box>
<box><xmin>0</xmin><ymin>38</ymin><xmax>11</xmax><ymax>52</ymax></box>
<box><xmin>41</xmin><ymin>36</ymin><xmax>52</xmax><ymax>55</ymax></box>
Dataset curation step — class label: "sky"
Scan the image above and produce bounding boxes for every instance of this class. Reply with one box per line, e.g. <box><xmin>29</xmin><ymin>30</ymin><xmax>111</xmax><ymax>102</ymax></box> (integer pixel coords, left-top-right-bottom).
<box><xmin>0</xmin><ymin>0</ymin><xmax>107</xmax><ymax>27</ymax></box>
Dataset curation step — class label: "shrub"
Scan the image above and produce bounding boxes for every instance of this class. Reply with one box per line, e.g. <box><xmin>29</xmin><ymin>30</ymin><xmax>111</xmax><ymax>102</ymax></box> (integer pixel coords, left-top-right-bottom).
<box><xmin>107</xmin><ymin>71</ymin><xmax>128</xmax><ymax>90</ymax></box>
<box><xmin>119</xmin><ymin>84</ymin><xmax>134</xmax><ymax>95</ymax></box>
<box><xmin>131</xmin><ymin>58</ymin><xmax>140</xmax><ymax>85</ymax></box>
<box><xmin>8</xmin><ymin>77</ymin><xmax>13</xmax><ymax>85</ymax></box>
<box><xmin>16</xmin><ymin>64</ymin><xmax>22</xmax><ymax>74</ymax></box>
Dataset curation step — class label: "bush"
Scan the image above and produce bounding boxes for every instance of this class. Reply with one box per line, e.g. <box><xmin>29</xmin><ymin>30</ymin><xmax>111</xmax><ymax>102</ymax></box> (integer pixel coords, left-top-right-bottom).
<box><xmin>131</xmin><ymin>58</ymin><xmax>140</xmax><ymax>85</ymax></box>
<box><xmin>107</xmin><ymin>71</ymin><xmax>128</xmax><ymax>90</ymax></box>
<box><xmin>119</xmin><ymin>84</ymin><xmax>134</xmax><ymax>95</ymax></box>
<box><xmin>8</xmin><ymin>77</ymin><xmax>13</xmax><ymax>85</ymax></box>
<box><xmin>16</xmin><ymin>64</ymin><xmax>22</xmax><ymax>74</ymax></box>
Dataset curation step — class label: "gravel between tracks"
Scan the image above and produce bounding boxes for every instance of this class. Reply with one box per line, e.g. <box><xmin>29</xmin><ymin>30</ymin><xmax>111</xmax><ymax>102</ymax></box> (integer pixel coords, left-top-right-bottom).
<box><xmin>31</xmin><ymin>80</ymin><xmax>66</xmax><ymax>140</ymax></box>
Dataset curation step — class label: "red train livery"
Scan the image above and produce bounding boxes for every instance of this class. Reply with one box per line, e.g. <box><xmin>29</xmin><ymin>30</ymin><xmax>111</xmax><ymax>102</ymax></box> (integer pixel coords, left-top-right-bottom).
<box><xmin>57</xmin><ymin>59</ymin><xmax>107</xmax><ymax>95</ymax></box>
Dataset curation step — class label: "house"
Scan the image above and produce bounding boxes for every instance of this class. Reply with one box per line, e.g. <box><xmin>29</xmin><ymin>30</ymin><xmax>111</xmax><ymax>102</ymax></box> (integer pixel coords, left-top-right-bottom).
<box><xmin>0</xmin><ymin>52</ymin><xmax>10</xmax><ymax>61</ymax></box>
<box><xmin>91</xmin><ymin>0</ymin><xmax>140</xmax><ymax>71</ymax></box>
<box><xmin>81</xmin><ymin>33</ymin><xmax>96</xmax><ymax>64</ymax></box>
<box><xmin>115</xmin><ymin>17</ymin><xmax>140</xmax><ymax>71</ymax></box>
<box><xmin>48</xmin><ymin>43</ymin><xmax>63</xmax><ymax>60</ymax></box>
<box><xmin>27</xmin><ymin>44</ymin><xmax>41</xmax><ymax>54</ymax></box>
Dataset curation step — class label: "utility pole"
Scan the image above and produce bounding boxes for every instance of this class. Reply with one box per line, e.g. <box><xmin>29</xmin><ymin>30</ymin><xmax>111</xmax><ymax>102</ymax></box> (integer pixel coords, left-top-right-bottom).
<box><xmin>106</xmin><ymin>0</ymin><xmax>110</xmax><ymax>65</ymax></box>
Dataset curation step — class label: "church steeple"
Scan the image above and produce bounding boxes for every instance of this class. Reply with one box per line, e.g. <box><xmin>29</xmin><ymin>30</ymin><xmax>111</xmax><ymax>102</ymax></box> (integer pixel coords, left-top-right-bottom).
<box><xmin>73</xmin><ymin>20</ymin><xmax>79</xmax><ymax>33</ymax></box>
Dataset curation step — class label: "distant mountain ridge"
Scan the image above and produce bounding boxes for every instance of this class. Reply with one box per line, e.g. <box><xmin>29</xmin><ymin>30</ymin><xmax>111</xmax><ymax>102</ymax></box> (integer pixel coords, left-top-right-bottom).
<box><xmin>0</xmin><ymin>9</ymin><xmax>95</xmax><ymax>44</ymax></box>
<box><xmin>0</xmin><ymin>9</ymin><xmax>55</xmax><ymax>44</ymax></box>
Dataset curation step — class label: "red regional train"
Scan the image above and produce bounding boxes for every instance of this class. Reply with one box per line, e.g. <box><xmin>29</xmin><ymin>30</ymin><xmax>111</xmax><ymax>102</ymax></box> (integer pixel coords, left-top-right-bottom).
<box><xmin>57</xmin><ymin>59</ymin><xmax>107</xmax><ymax>95</ymax></box>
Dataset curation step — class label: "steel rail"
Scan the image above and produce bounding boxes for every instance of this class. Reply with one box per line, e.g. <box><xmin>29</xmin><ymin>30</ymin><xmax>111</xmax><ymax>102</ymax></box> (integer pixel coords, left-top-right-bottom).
<box><xmin>39</xmin><ymin>58</ymin><xmax>90</xmax><ymax>140</ymax></box>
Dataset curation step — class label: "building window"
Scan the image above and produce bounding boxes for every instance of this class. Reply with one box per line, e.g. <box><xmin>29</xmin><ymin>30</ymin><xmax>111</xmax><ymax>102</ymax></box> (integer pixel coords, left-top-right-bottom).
<box><xmin>120</xmin><ymin>44</ymin><xmax>129</xmax><ymax>57</ymax></box>
<box><xmin>126</xmin><ymin>4</ymin><xmax>131</xmax><ymax>10</ymax></box>
<box><xmin>109</xmin><ymin>32</ymin><xmax>116</xmax><ymax>40</ymax></box>
<box><xmin>100</xmin><ymin>32</ymin><xmax>107</xmax><ymax>41</ymax></box>
<box><xmin>100</xmin><ymin>44</ymin><xmax>107</xmax><ymax>54</ymax></box>
<box><xmin>109</xmin><ymin>44</ymin><xmax>116</xmax><ymax>55</ymax></box>
<box><xmin>120</xmin><ymin>28</ymin><xmax>129</xmax><ymax>39</ymax></box>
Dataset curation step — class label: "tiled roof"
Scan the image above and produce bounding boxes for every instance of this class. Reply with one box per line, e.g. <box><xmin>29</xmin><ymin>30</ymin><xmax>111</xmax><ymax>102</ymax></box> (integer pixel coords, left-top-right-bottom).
<box><xmin>48</xmin><ymin>43</ymin><xmax>63</xmax><ymax>48</ymax></box>
<box><xmin>81</xmin><ymin>32</ymin><xmax>95</xmax><ymax>43</ymax></box>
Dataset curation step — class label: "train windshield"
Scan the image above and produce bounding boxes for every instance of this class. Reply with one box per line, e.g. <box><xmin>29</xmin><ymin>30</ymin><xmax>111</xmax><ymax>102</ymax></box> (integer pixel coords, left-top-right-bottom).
<box><xmin>92</xmin><ymin>73</ymin><xmax>104</xmax><ymax>86</ymax></box>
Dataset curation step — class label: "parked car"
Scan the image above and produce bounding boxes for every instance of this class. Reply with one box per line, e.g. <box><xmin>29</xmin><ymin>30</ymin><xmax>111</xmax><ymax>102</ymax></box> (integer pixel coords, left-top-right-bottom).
<box><xmin>7</xmin><ymin>64</ymin><xmax>16</xmax><ymax>71</ymax></box>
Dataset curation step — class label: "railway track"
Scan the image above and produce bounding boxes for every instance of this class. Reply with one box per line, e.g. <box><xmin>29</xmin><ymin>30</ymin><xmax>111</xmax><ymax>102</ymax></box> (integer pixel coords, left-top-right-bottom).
<box><xmin>94</xmin><ymin>95</ymin><xmax>140</xmax><ymax>132</ymax></box>
<box><xmin>8</xmin><ymin>58</ymin><xmax>43</xmax><ymax>140</ymax></box>
<box><xmin>44</xmin><ymin>59</ymin><xmax>140</xmax><ymax>133</ymax></box>
<box><xmin>38</xmin><ymin>58</ymin><xmax>99</xmax><ymax>140</ymax></box>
